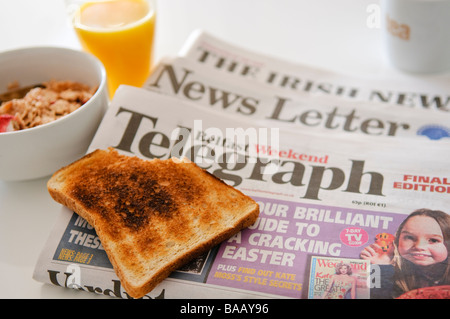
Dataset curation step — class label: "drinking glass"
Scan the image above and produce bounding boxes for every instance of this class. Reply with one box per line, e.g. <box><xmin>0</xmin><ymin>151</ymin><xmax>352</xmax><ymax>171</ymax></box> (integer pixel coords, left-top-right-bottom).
<box><xmin>66</xmin><ymin>0</ymin><xmax>157</xmax><ymax>98</ymax></box>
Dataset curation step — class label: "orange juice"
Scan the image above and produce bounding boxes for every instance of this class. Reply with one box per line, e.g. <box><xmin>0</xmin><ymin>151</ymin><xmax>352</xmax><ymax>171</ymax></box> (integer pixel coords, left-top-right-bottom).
<box><xmin>73</xmin><ymin>0</ymin><xmax>156</xmax><ymax>98</ymax></box>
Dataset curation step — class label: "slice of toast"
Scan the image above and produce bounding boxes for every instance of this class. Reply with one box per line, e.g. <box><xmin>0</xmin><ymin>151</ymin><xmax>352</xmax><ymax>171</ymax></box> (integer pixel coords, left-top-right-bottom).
<box><xmin>47</xmin><ymin>148</ymin><xmax>259</xmax><ymax>298</ymax></box>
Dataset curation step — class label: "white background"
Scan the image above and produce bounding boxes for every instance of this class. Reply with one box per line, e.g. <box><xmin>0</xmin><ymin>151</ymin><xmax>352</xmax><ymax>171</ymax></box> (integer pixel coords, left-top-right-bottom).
<box><xmin>0</xmin><ymin>0</ymin><xmax>448</xmax><ymax>298</ymax></box>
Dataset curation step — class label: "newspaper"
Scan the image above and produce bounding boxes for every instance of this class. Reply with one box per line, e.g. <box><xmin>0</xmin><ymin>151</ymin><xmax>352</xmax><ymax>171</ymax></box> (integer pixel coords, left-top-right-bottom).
<box><xmin>143</xmin><ymin>56</ymin><xmax>450</xmax><ymax>141</ymax></box>
<box><xmin>34</xmin><ymin>86</ymin><xmax>450</xmax><ymax>299</ymax></box>
<box><xmin>179</xmin><ymin>30</ymin><xmax>450</xmax><ymax>113</ymax></box>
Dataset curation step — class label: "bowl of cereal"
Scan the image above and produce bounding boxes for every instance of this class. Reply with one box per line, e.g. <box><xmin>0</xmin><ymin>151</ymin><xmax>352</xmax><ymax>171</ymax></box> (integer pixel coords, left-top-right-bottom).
<box><xmin>0</xmin><ymin>47</ymin><xmax>108</xmax><ymax>181</ymax></box>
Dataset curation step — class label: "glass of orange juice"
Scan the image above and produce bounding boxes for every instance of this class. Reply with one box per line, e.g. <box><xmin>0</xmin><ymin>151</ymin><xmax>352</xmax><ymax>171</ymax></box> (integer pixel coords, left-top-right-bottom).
<box><xmin>66</xmin><ymin>0</ymin><xmax>156</xmax><ymax>98</ymax></box>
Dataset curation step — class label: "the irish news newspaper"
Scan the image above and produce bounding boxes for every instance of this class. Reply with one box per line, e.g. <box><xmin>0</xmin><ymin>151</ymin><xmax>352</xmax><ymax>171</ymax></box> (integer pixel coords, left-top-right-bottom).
<box><xmin>33</xmin><ymin>31</ymin><xmax>450</xmax><ymax>300</ymax></box>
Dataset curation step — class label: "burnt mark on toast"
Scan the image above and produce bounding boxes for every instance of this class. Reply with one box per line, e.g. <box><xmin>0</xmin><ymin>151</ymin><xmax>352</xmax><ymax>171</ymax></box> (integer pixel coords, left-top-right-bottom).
<box><xmin>70</xmin><ymin>159</ymin><xmax>181</xmax><ymax>233</ymax></box>
<box><xmin>112</xmin><ymin>178</ymin><xmax>178</xmax><ymax>230</ymax></box>
<box><xmin>73</xmin><ymin>187</ymin><xmax>98</xmax><ymax>210</ymax></box>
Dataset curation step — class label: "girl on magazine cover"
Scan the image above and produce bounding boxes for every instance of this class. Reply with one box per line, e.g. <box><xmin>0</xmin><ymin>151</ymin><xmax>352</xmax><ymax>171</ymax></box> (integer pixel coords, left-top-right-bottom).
<box><xmin>321</xmin><ymin>262</ymin><xmax>357</xmax><ymax>299</ymax></box>
<box><xmin>360</xmin><ymin>208</ymin><xmax>450</xmax><ymax>298</ymax></box>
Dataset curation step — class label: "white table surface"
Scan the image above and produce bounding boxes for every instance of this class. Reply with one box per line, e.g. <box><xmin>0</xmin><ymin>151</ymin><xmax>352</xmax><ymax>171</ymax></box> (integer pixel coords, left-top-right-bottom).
<box><xmin>0</xmin><ymin>0</ymin><xmax>448</xmax><ymax>299</ymax></box>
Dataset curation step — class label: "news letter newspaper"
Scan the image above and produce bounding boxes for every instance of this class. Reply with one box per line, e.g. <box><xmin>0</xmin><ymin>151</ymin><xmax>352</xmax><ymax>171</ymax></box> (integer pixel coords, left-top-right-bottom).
<box><xmin>179</xmin><ymin>30</ymin><xmax>450</xmax><ymax>113</ymax></box>
<box><xmin>143</xmin><ymin>56</ymin><xmax>450</xmax><ymax>142</ymax></box>
<box><xmin>34</xmin><ymin>86</ymin><xmax>450</xmax><ymax>299</ymax></box>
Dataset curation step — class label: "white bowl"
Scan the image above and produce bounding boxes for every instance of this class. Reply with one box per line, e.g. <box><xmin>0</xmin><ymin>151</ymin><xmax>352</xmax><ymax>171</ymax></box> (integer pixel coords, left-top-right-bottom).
<box><xmin>0</xmin><ymin>47</ymin><xmax>108</xmax><ymax>181</ymax></box>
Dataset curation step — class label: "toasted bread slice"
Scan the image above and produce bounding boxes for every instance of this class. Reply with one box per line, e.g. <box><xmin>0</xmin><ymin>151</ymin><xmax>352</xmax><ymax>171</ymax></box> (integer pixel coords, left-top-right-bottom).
<box><xmin>47</xmin><ymin>148</ymin><xmax>259</xmax><ymax>298</ymax></box>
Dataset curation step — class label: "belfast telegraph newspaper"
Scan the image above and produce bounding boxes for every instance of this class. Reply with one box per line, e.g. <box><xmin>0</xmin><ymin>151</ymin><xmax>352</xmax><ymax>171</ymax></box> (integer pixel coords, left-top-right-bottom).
<box><xmin>33</xmin><ymin>33</ymin><xmax>450</xmax><ymax>300</ymax></box>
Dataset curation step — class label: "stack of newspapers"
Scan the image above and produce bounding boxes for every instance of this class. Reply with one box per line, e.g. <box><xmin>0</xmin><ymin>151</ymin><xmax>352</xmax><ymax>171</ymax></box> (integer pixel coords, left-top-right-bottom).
<box><xmin>34</xmin><ymin>31</ymin><xmax>450</xmax><ymax>299</ymax></box>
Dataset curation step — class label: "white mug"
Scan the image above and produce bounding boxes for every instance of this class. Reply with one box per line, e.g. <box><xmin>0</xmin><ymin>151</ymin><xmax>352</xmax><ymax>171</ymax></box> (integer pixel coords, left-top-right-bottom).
<box><xmin>381</xmin><ymin>0</ymin><xmax>450</xmax><ymax>74</ymax></box>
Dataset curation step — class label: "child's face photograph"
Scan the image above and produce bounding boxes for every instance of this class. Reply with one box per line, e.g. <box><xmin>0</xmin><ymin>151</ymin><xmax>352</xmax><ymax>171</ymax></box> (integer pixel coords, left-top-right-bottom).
<box><xmin>397</xmin><ymin>215</ymin><xmax>448</xmax><ymax>267</ymax></box>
